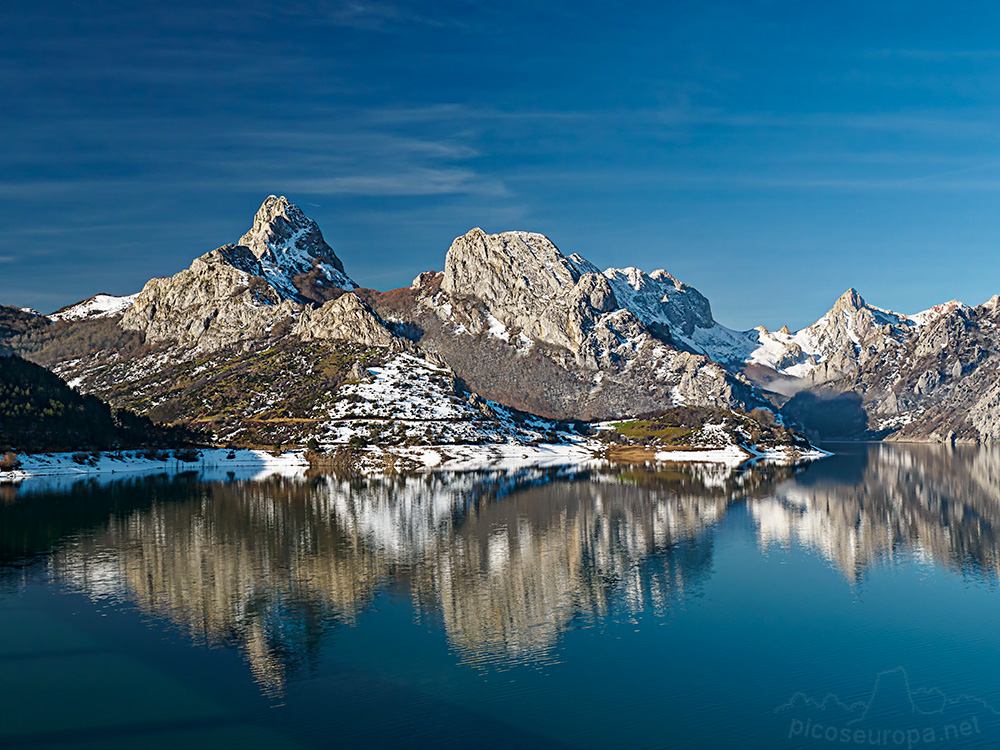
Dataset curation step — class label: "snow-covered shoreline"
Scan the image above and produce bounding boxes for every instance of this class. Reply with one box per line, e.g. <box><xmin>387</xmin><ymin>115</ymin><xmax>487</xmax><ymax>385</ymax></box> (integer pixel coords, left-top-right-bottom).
<box><xmin>653</xmin><ymin>444</ymin><xmax>832</xmax><ymax>467</ymax></box>
<box><xmin>0</xmin><ymin>448</ymin><xmax>310</xmax><ymax>490</ymax></box>
<box><xmin>1</xmin><ymin>440</ymin><xmax>830</xmax><ymax>492</ymax></box>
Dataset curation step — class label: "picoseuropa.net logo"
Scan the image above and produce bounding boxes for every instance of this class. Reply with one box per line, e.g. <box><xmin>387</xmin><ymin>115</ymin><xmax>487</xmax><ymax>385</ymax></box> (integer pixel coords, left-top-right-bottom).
<box><xmin>774</xmin><ymin>667</ymin><xmax>999</xmax><ymax>748</ymax></box>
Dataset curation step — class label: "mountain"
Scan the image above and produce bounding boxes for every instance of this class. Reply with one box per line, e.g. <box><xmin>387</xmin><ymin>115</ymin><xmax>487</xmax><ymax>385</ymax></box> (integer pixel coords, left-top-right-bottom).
<box><xmin>120</xmin><ymin>195</ymin><xmax>368</xmax><ymax>348</ymax></box>
<box><xmin>736</xmin><ymin>288</ymin><xmax>970</xmax><ymax>387</ymax></box>
<box><xmin>50</xmin><ymin>293</ymin><xmax>140</xmax><ymax>322</ymax></box>
<box><xmin>1</xmin><ymin>197</ymin><xmax>816</xmax><ymax>454</ymax></box>
<box><xmin>363</xmin><ymin>227</ymin><xmax>764</xmax><ymax>421</ymax></box>
<box><xmin>726</xmin><ymin>285</ymin><xmax>1000</xmax><ymax>443</ymax></box>
<box><xmin>832</xmin><ymin>295</ymin><xmax>1000</xmax><ymax>442</ymax></box>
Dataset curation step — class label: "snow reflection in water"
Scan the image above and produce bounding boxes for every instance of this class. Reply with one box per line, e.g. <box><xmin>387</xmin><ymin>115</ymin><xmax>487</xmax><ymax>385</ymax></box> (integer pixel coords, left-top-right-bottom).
<box><xmin>6</xmin><ymin>443</ymin><xmax>1000</xmax><ymax>698</ymax></box>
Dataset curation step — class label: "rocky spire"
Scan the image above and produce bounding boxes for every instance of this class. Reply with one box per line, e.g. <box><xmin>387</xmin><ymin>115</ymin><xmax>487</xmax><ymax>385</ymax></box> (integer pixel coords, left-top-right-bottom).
<box><xmin>121</xmin><ymin>195</ymin><xmax>364</xmax><ymax>347</ymax></box>
<box><xmin>831</xmin><ymin>287</ymin><xmax>866</xmax><ymax>313</ymax></box>
<box><xmin>236</xmin><ymin>196</ymin><xmax>355</xmax><ymax>300</ymax></box>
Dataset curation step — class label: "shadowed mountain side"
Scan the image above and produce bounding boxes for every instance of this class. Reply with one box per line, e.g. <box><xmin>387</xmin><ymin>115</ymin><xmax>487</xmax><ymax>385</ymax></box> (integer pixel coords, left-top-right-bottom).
<box><xmin>0</xmin><ymin>354</ymin><xmax>177</xmax><ymax>453</ymax></box>
<box><xmin>781</xmin><ymin>391</ymin><xmax>868</xmax><ymax>440</ymax></box>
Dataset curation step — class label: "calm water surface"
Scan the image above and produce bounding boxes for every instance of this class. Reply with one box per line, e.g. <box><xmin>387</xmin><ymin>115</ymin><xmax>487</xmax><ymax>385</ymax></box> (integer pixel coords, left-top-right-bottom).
<box><xmin>3</xmin><ymin>444</ymin><xmax>1000</xmax><ymax>748</ymax></box>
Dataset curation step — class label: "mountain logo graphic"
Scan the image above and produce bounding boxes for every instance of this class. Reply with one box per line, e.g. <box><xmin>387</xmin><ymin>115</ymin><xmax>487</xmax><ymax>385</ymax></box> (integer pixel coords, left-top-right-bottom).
<box><xmin>775</xmin><ymin>667</ymin><xmax>999</xmax><ymax>747</ymax></box>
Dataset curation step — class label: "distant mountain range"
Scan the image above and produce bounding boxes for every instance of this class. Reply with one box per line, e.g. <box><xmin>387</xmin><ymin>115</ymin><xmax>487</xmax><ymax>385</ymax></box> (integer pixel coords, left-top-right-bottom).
<box><xmin>2</xmin><ymin>195</ymin><xmax>996</xmax><ymax>449</ymax></box>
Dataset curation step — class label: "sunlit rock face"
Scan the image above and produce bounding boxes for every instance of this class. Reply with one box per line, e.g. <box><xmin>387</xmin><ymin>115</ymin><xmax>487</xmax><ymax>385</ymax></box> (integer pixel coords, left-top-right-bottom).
<box><xmin>403</xmin><ymin>228</ymin><xmax>762</xmax><ymax>421</ymax></box>
<box><xmin>120</xmin><ymin>197</ymin><xmax>362</xmax><ymax>349</ymax></box>
<box><xmin>292</xmin><ymin>293</ymin><xmax>397</xmax><ymax>347</ymax></box>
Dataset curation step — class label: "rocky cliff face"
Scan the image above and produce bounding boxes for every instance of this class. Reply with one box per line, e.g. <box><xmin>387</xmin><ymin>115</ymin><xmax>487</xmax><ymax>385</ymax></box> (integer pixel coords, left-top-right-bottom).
<box><xmin>838</xmin><ymin>298</ymin><xmax>1000</xmax><ymax>443</ymax></box>
<box><xmin>439</xmin><ymin>228</ymin><xmax>625</xmax><ymax>363</ymax></box>
<box><xmin>237</xmin><ymin>195</ymin><xmax>355</xmax><ymax>301</ymax></box>
<box><xmin>121</xmin><ymin>196</ymin><xmax>360</xmax><ymax>348</ymax></box>
<box><xmin>293</xmin><ymin>293</ymin><xmax>398</xmax><ymax>348</ymax></box>
<box><xmin>753</xmin><ymin>287</ymin><xmax>1000</xmax><ymax>444</ymax></box>
<box><xmin>394</xmin><ymin>228</ymin><xmax>763</xmax><ymax>420</ymax></box>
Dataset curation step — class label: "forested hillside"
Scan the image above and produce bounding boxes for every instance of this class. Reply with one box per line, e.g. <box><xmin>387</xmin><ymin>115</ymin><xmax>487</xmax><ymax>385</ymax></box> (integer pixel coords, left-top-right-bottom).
<box><xmin>0</xmin><ymin>354</ymin><xmax>177</xmax><ymax>452</ymax></box>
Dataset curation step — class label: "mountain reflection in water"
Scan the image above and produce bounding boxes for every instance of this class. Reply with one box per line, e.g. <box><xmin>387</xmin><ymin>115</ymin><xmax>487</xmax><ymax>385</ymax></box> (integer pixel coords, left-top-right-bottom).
<box><xmin>4</xmin><ymin>443</ymin><xmax>1000</xmax><ymax>698</ymax></box>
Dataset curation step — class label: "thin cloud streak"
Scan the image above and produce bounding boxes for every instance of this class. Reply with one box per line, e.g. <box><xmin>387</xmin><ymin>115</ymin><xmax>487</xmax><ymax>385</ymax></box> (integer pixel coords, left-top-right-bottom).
<box><xmin>861</xmin><ymin>49</ymin><xmax>1000</xmax><ymax>61</ymax></box>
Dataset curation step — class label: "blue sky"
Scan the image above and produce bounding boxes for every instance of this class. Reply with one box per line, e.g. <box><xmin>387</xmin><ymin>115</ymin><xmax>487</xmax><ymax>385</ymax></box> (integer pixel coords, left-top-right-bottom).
<box><xmin>4</xmin><ymin>1</ymin><xmax>1000</xmax><ymax>329</ymax></box>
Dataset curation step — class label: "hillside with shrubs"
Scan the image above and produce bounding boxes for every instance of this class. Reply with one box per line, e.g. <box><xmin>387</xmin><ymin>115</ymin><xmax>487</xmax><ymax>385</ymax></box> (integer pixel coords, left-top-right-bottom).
<box><xmin>0</xmin><ymin>354</ymin><xmax>180</xmax><ymax>453</ymax></box>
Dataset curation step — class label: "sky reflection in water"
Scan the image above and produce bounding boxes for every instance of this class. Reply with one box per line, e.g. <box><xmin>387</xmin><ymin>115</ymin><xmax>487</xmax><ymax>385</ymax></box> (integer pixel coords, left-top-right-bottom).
<box><xmin>3</xmin><ymin>444</ymin><xmax>1000</xmax><ymax>748</ymax></box>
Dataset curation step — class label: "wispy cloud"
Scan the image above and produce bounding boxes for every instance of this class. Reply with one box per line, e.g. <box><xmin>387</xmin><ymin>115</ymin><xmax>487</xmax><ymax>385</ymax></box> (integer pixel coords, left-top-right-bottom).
<box><xmin>282</xmin><ymin>170</ymin><xmax>507</xmax><ymax>197</ymax></box>
<box><xmin>861</xmin><ymin>49</ymin><xmax>1000</xmax><ymax>61</ymax></box>
<box><xmin>0</xmin><ymin>106</ymin><xmax>501</xmax><ymax>199</ymax></box>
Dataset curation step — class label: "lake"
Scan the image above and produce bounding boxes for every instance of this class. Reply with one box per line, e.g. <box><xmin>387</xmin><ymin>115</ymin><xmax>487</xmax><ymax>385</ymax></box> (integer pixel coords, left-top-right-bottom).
<box><xmin>3</xmin><ymin>443</ymin><xmax>1000</xmax><ymax>749</ymax></box>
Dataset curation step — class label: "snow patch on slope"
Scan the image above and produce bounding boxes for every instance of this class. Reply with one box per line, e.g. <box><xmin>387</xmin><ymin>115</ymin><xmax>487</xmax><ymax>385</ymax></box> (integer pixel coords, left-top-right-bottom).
<box><xmin>907</xmin><ymin>299</ymin><xmax>968</xmax><ymax>326</ymax></box>
<box><xmin>318</xmin><ymin>353</ymin><xmax>582</xmax><ymax>448</ymax></box>
<box><xmin>50</xmin><ymin>293</ymin><xmax>139</xmax><ymax>321</ymax></box>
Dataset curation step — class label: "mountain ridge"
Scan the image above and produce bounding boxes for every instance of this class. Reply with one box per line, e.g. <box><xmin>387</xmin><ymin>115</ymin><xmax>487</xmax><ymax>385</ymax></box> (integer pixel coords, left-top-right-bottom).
<box><xmin>4</xmin><ymin>195</ymin><xmax>996</xmax><ymax>449</ymax></box>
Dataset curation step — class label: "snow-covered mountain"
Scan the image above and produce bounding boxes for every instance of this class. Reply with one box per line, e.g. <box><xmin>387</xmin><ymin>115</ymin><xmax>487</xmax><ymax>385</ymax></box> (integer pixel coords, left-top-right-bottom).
<box><xmin>12</xmin><ymin>192</ymin><xmax>1000</xmax><ymax>448</ymax></box>
<box><xmin>395</xmin><ymin>227</ymin><xmax>765</xmax><ymax>421</ymax></box>
<box><xmin>49</xmin><ymin>293</ymin><xmax>140</xmax><ymax>322</ymax></box>
<box><xmin>745</xmin><ymin>290</ymin><xmax>973</xmax><ymax>383</ymax></box>
<box><xmin>120</xmin><ymin>196</ymin><xmax>365</xmax><ymax>347</ymax></box>
<box><xmin>235</xmin><ymin>194</ymin><xmax>356</xmax><ymax>299</ymax></box>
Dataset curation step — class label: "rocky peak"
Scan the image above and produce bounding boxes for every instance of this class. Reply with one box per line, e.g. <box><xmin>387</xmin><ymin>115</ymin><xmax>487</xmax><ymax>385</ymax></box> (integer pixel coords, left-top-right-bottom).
<box><xmin>437</xmin><ymin>228</ymin><xmax>620</xmax><ymax>358</ymax></box>
<box><xmin>415</xmin><ymin>226</ymin><xmax>762</xmax><ymax>417</ymax></box>
<box><xmin>742</xmin><ymin>288</ymin><xmax>920</xmax><ymax>386</ymax></box>
<box><xmin>293</xmin><ymin>293</ymin><xmax>397</xmax><ymax>348</ymax></box>
<box><xmin>237</xmin><ymin>196</ymin><xmax>356</xmax><ymax>301</ymax></box>
<box><xmin>831</xmin><ymin>287</ymin><xmax>866</xmax><ymax>312</ymax></box>
<box><xmin>441</xmin><ymin>228</ymin><xmax>584</xmax><ymax>301</ymax></box>
<box><xmin>121</xmin><ymin>196</ymin><xmax>362</xmax><ymax>348</ymax></box>
<box><xmin>433</xmin><ymin>227</ymin><xmax>758</xmax><ymax>366</ymax></box>
<box><xmin>602</xmin><ymin>266</ymin><xmax>716</xmax><ymax>337</ymax></box>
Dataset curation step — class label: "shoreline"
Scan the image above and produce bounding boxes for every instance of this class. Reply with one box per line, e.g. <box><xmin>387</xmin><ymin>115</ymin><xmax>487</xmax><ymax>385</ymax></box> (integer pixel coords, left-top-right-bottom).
<box><xmin>0</xmin><ymin>448</ymin><xmax>310</xmax><ymax>488</ymax></box>
<box><xmin>1</xmin><ymin>440</ymin><xmax>830</xmax><ymax>489</ymax></box>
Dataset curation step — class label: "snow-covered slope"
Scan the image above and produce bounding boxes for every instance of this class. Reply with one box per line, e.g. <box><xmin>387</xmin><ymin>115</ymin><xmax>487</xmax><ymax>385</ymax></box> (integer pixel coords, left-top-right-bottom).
<box><xmin>567</xmin><ymin>259</ymin><xmax>759</xmax><ymax>364</ymax></box>
<box><xmin>907</xmin><ymin>299</ymin><xmax>969</xmax><ymax>326</ymax></box>
<box><xmin>741</xmin><ymin>289</ymin><xmax>971</xmax><ymax>384</ymax></box>
<box><xmin>317</xmin><ymin>352</ymin><xmax>578</xmax><ymax>448</ymax></box>
<box><xmin>120</xmin><ymin>197</ymin><xmax>360</xmax><ymax>348</ymax></box>
<box><xmin>49</xmin><ymin>293</ymin><xmax>139</xmax><ymax>321</ymax></box>
<box><xmin>237</xmin><ymin>194</ymin><xmax>356</xmax><ymax>299</ymax></box>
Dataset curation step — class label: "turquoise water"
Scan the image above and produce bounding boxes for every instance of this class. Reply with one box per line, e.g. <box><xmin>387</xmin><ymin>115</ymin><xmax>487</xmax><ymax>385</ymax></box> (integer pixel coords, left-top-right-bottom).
<box><xmin>3</xmin><ymin>444</ymin><xmax>1000</xmax><ymax>748</ymax></box>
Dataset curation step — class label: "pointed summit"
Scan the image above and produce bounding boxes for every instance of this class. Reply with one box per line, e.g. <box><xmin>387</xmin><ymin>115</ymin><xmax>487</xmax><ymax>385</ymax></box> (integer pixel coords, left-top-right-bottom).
<box><xmin>834</xmin><ymin>287</ymin><xmax>866</xmax><ymax>311</ymax></box>
<box><xmin>121</xmin><ymin>195</ymin><xmax>359</xmax><ymax>347</ymax></box>
<box><xmin>237</xmin><ymin>196</ymin><xmax>355</xmax><ymax>300</ymax></box>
